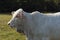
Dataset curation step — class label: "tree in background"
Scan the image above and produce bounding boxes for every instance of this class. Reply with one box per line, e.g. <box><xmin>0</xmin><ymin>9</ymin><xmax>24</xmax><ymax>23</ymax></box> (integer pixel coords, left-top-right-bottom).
<box><xmin>0</xmin><ymin>0</ymin><xmax>60</xmax><ymax>13</ymax></box>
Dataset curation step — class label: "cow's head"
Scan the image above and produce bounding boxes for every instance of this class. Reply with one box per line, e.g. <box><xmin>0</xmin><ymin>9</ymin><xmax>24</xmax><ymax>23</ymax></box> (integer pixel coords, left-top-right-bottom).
<box><xmin>8</xmin><ymin>8</ymin><xmax>26</xmax><ymax>34</ymax></box>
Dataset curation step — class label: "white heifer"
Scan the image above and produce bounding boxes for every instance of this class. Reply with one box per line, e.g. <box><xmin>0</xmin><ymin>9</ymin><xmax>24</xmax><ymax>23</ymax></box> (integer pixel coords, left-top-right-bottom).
<box><xmin>8</xmin><ymin>8</ymin><xmax>60</xmax><ymax>40</ymax></box>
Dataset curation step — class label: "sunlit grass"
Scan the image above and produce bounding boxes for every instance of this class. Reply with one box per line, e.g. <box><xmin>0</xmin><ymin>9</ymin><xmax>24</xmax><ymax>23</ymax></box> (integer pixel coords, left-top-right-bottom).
<box><xmin>0</xmin><ymin>13</ymin><xmax>26</xmax><ymax>40</ymax></box>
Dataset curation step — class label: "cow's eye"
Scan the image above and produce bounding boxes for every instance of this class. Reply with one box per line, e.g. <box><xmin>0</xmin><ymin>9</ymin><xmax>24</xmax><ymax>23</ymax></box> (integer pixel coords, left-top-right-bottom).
<box><xmin>16</xmin><ymin>15</ymin><xmax>19</xmax><ymax>18</ymax></box>
<box><xmin>16</xmin><ymin>15</ymin><xmax>20</xmax><ymax>18</ymax></box>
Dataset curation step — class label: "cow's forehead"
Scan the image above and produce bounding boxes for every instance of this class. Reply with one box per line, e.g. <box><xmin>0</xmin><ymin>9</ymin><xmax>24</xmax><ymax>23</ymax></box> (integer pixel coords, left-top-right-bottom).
<box><xmin>12</xmin><ymin>9</ymin><xmax>23</xmax><ymax>17</ymax></box>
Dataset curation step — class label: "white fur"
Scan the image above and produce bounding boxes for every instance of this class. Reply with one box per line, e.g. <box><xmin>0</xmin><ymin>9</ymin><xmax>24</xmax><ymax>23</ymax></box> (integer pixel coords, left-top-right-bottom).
<box><xmin>8</xmin><ymin>9</ymin><xmax>60</xmax><ymax>40</ymax></box>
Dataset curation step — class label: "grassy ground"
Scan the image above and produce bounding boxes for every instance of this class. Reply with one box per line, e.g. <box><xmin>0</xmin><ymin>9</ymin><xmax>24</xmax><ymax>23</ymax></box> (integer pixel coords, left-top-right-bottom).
<box><xmin>0</xmin><ymin>13</ymin><xmax>26</xmax><ymax>40</ymax></box>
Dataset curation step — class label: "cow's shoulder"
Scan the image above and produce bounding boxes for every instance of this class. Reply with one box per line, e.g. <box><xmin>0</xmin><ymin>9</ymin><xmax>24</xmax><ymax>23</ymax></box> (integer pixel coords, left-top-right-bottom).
<box><xmin>31</xmin><ymin>11</ymin><xmax>40</xmax><ymax>15</ymax></box>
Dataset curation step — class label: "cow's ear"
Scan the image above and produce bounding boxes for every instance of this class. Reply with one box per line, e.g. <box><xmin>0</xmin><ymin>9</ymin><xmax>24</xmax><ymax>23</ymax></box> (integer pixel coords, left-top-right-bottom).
<box><xmin>11</xmin><ymin>11</ymin><xmax>15</xmax><ymax>15</ymax></box>
<box><xmin>19</xmin><ymin>11</ymin><xmax>24</xmax><ymax>19</ymax></box>
<box><xmin>16</xmin><ymin>10</ymin><xmax>25</xmax><ymax>19</ymax></box>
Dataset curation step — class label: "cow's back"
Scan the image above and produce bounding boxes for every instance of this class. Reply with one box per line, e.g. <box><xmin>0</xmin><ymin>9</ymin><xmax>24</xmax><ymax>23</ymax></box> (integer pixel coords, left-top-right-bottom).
<box><xmin>30</xmin><ymin>12</ymin><xmax>60</xmax><ymax>40</ymax></box>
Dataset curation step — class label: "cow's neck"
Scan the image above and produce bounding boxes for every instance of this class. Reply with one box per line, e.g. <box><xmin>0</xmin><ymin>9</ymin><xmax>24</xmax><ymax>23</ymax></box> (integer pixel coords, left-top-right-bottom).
<box><xmin>22</xmin><ymin>13</ymin><xmax>33</xmax><ymax>37</ymax></box>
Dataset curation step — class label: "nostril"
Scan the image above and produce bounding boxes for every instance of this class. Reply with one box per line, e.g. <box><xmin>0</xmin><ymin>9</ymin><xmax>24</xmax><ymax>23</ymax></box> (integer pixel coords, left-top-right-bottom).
<box><xmin>8</xmin><ymin>23</ymin><xmax>10</xmax><ymax>25</ymax></box>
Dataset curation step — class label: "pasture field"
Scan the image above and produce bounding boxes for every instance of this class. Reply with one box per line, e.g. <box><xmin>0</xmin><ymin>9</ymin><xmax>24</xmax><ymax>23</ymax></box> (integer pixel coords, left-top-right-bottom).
<box><xmin>0</xmin><ymin>13</ymin><xmax>26</xmax><ymax>40</ymax></box>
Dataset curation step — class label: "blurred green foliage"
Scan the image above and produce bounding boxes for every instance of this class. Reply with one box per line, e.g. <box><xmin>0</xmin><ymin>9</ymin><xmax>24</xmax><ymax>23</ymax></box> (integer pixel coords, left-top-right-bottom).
<box><xmin>0</xmin><ymin>0</ymin><xmax>60</xmax><ymax>13</ymax></box>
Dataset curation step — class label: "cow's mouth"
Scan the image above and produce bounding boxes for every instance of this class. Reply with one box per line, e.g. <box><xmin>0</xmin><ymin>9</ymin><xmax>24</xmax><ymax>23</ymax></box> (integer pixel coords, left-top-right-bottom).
<box><xmin>9</xmin><ymin>25</ymin><xmax>15</xmax><ymax>28</ymax></box>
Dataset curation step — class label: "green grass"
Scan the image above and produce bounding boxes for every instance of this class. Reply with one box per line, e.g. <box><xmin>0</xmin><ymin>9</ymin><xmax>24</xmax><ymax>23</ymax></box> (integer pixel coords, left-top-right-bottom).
<box><xmin>0</xmin><ymin>13</ymin><xmax>26</xmax><ymax>40</ymax></box>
